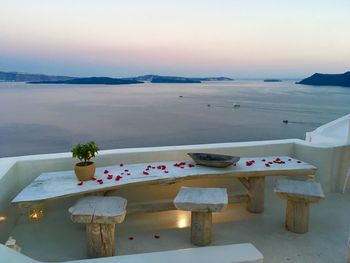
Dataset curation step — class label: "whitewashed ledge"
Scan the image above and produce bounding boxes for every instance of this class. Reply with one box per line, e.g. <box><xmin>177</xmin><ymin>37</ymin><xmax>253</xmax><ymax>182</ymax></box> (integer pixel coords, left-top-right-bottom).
<box><xmin>0</xmin><ymin>243</ymin><xmax>263</xmax><ymax>263</ymax></box>
<box><xmin>12</xmin><ymin>156</ymin><xmax>316</xmax><ymax>205</ymax></box>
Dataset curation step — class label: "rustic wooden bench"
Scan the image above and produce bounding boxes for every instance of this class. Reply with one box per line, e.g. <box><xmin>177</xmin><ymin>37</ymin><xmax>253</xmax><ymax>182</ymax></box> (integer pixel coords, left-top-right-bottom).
<box><xmin>68</xmin><ymin>196</ymin><xmax>127</xmax><ymax>258</ymax></box>
<box><xmin>174</xmin><ymin>187</ymin><xmax>228</xmax><ymax>246</ymax></box>
<box><xmin>274</xmin><ymin>179</ymin><xmax>325</xmax><ymax>233</ymax></box>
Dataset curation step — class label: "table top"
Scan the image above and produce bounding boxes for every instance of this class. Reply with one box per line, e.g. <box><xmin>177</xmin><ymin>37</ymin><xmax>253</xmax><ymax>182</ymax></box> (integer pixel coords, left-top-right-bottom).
<box><xmin>12</xmin><ymin>156</ymin><xmax>316</xmax><ymax>205</ymax></box>
<box><xmin>174</xmin><ymin>187</ymin><xmax>228</xmax><ymax>212</ymax></box>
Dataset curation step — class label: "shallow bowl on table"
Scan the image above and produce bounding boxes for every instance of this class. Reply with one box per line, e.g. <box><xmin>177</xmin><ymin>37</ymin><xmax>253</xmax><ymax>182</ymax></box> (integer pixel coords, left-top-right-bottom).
<box><xmin>187</xmin><ymin>153</ymin><xmax>240</xmax><ymax>168</ymax></box>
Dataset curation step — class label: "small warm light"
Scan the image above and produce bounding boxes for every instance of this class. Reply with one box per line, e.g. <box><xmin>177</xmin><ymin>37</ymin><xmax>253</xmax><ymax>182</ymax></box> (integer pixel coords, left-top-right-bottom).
<box><xmin>0</xmin><ymin>216</ymin><xmax>7</xmax><ymax>222</ymax></box>
<box><xmin>177</xmin><ymin>215</ymin><xmax>189</xmax><ymax>229</ymax></box>
<box><xmin>29</xmin><ymin>208</ymin><xmax>44</xmax><ymax>221</ymax></box>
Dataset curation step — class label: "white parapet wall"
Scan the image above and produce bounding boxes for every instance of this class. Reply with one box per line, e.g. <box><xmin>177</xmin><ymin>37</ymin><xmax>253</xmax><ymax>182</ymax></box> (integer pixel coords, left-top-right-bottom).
<box><xmin>306</xmin><ymin>113</ymin><xmax>350</xmax><ymax>145</ymax></box>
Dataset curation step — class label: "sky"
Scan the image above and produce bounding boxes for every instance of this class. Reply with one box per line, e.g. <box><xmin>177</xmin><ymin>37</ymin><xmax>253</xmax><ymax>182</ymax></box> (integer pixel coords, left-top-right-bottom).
<box><xmin>0</xmin><ymin>0</ymin><xmax>349</xmax><ymax>78</ymax></box>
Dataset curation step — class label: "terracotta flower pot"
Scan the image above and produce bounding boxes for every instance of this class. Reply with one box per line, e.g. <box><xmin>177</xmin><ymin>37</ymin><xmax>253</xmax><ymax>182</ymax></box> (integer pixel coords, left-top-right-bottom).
<box><xmin>74</xmin><ymin>161</ymin><xmax>96</xmax><ymax>181</ymax></box>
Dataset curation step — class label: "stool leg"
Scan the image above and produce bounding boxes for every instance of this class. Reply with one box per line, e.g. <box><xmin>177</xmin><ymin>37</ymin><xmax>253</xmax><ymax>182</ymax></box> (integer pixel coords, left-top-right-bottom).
<box><xmin>86</xmin><ymin>223</ymin><xmax>116</xmax><ymax>258</ymax></box>
<box><xmin>285</xmin><ymin>199</ymin><xmax>309</xmax><ymax>233</ymax></box>
<box><xmin>191</xmin><ymin>211</ymin><xmax>212</xmax><ymax>246</ymax></box>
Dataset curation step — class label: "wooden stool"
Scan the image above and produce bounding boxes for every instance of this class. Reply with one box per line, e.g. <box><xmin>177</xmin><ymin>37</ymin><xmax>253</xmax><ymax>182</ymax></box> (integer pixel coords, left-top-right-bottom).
<box><xmin>69</xmin><ymin>196</ymin><xmax>127</xmax><ymax>258</ymax></box>
<box><xmin>174</xmin><ymin>187</ymin><xmax>228</xmax><ymax>246</ymax></box>
<box><xmin>274</xmin><ymin>179</ymin><xmax>324</xmax><ymax>234</ymax></box>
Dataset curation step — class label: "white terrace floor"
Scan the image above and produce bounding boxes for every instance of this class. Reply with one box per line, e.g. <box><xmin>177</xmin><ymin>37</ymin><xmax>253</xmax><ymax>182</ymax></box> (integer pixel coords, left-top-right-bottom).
<box><xmin>10</xmin><ymin>185</ymin><xmax>350</xmax><ymax>263</ymax></box>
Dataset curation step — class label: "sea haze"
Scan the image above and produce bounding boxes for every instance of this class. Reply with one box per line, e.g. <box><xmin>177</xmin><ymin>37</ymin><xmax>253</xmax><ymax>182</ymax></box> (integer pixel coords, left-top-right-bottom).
<box><xmin>0</xmin><ymin>80</ymin><xmax>349</xmax><ymax>158</ymax></box>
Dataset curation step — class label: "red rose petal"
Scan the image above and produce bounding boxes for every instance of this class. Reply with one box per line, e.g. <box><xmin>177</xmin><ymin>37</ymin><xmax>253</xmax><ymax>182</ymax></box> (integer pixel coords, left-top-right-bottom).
<box><xmin>265</xmin><ymin>163</ymin><xmax>270</xmax><ymax>167</ymax></box>
<box><xmin>261</xmin><ymin>159</ymin><xmax>266</xmax><ymax>162</ymax></box>
<box><xmin>288</xmin><ymin>159</ymin><xmax>292</xmax><ymax>161</ymax></box>
<box><xmin>143</xmin><ymin>171</ymin><xmax>149</xmax><ymax>175</ymax></box>
<box><xmin>128</xmin><ymin>237</ymin><xmax>134</xmax><ymax>240</ymax></box>
<box><xmin>124</xmin><ymin>169</ymin><xmax>129</xmax><ymax>172</ymax></box>
<box><xmin>91</xmin><ymin>177</ymin><xmax>97</xmax><ymax>181</ymax></box>
<box><xmin>119</xmin><ymin>163</ymin><xmax>124</xmax><ymax>167</ymax></box>
<box><xmin>77</xmin><ymin>182</ymin><xmax>83</xmax><ymax>186</ymax></box>
<box><xmin>188</xmin><ymin>164</ymin><xmax>195</xmax><ymax>167</ymax></box>
<box><xmin>164</xmin><ymin>170</ymin><xmax>169</xmax><ymax>173</ymax></box>
<box><xmin>127</xmin><ymin>173</ymin><xmax>131</xmax><ymax>175</ymax></box>
<box><xmin>104</xmin><ymin>170</ymin><xmax>109</xmax><ymax>174</ymax></box>
<box><xmin>297</xmin><ymin>161</ymin><xmax>302</xmax><ymax>163</ymax></box>
<box><xmin>99</xmin><ymin>181</ymin><xmax>103</xmax><ymax>184</ymax></box>
<box><xmin>115</xmin><ymin>175</ymin><xmax>123</xmax><ymax>181</ymax></box>
<box><xmin>154</xmin><ymin>235</ymin><xmax>160</xmax><ymax>239</ymax></box>
<box><xmin>107</xmin><ymin>174</ymin><xmax>113</xmax><ymax>180</ymax></box>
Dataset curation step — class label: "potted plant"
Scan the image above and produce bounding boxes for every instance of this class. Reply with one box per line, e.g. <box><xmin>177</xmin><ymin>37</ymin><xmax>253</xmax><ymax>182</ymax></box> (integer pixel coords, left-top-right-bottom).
<box><xmin>71</xmin><ymin>141</ymin><xmax>99</xmax><ymax>181</ymax></box>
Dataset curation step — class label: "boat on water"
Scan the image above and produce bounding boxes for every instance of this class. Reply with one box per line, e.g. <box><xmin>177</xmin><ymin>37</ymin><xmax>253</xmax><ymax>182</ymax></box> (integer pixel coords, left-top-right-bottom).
<box><xmin>0</xmin><ymin>114</ymin><xmax>350</xmax><ymax>262</ymax></box>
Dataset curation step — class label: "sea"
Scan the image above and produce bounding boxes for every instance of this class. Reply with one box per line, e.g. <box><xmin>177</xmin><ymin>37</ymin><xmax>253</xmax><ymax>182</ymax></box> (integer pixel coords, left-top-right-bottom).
<box><xmin>0</xmin><ymin>80</ymin><xmax>349</xmax><ymax>158</ymax></box>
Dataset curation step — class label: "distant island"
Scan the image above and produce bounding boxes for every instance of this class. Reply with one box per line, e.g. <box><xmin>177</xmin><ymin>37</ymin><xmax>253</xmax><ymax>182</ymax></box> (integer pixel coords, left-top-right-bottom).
<box><xmin>0</xmin><ymin>71</ymin><xmax>234</xmax><ymax>85</ymax></box>
<box><xmin>297</xmin><ymin>72</ymin><xmax>350</xmax><ymax>87</ymax></box>
<box><xmin>264</xmin><ymin>79</ymin><xmax>282</xmax><ymax>82</ymax></box>
<box><xmin>29</xmin><ymin>77</ymin><xmax>143</xmax><ymax>85</ymax></box>
<box><xmin>0</xmin><ymin>71</ymin><xmax>72</xmax><ymax>82</ymax></box>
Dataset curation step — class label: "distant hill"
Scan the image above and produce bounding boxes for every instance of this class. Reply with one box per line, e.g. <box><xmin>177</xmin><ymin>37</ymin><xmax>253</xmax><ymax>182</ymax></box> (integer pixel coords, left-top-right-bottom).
<box><xmin>264</xmin><ymin>79</ymin><xmax>282</xmax><ymax>82</ymax></box>
<box><xmin>0</xmin><ymin>71</ymin><xmax>234</xmax><ymax>84</ymax></box>
<box><xmin>132</xmin><ymin>75</ymin><xmax>233</xmax><ymax>83</ymax></box>
<box><xmin>297</xmin><ymin>72</ymin><xmax>350</xmax><ymax>87</ymax></box>
<box><xmin>29</xmin><ymin>77</ymin><xmax>143</xmax><ymax>85</ymax></box>
<box><xmin>0</xmin><ymin>71</ymin><xmax>73</xmax><ymax>82</ymax></box>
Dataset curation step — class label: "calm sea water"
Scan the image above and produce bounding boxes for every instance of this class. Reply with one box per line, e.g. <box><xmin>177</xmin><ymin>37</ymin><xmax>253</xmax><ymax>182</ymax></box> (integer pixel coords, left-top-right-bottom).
<box><xmin>0</xmin><ymin>80</ymin><xmax>349</xmax><ymax>158</ymax></box>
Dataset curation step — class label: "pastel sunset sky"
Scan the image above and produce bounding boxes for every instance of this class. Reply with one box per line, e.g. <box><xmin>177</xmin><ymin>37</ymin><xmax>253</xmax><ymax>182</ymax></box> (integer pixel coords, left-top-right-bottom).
<box><xmin>0</xmin><ymin>0</ymin><xmax>349</xmax><ymax>78</ymax></box>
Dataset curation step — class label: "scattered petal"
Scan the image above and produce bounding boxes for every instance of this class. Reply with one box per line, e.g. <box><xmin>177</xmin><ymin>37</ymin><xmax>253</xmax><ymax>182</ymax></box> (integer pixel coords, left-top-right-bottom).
<box><xmin>77</xmin><ymin>182</ymin><xmax>83</xmax><ymax>186</ymax></box>
<box><xmin>91</xmin><ymin>177</ymin><xmax>97</xmax><ymax>181</ymax></box>
<box><xmin>128</xmin><ymin>237</ymin><xmax>134</xmax><ymax>241</ymax></box>
<box><xmin>104</xmin><ymin>170</ymin><xmax>109</xmax><ymax>174</ymax></box>
<box><xmin>188</xmin><ymin>164</ymin><xmax>195</xmax><ymax>168</ymax></box>
<box><xmin>265</xmin><ymin>163</ymin><xmax>270</xmax><ymax>167</ymax></box>
<box><xmin>115</xmin><ymin>175</ymin><xmax>123</xmax><ymax>181</ymax></box>
<box><xmin>127</xmin><ymin>173</ymin><xmax>131</xmax><ymax>175</ymax></box>
<box><xmin>154</xmin><ymin>235</ymin><xmax>160</xmax><ymax>239</ymax></box>
<box><xmin>124</xmin><ymin>169</ymin><xmax>129</xmax><ymax>172</ymax></box>
<box><xmin>143</xmin><ymin>171</ymin><xmax>149</xmax><ymax>175</ymax></box>
<box><xmin>261</xmin><ymin>159</ymin><xmax>266</xmax><ymax>162</ymax></box>
<box><xmin>297</xmin><ymin>161</ymin><xmax>302</xmax><ymax>163</ymax></box>
<box><xmin>119</xmin><ymin>163</ymin><xmax>124</xmax><ymax>167</ymax></box>
<box><xmin>107</xmin><ymin>174</ymin><xmax>113</xmax><ymax>180</ymax></box>
<box><xmin>164</xmin><ymin>170</ymin><xmax>169</xmax><ymax>173</ymax></box>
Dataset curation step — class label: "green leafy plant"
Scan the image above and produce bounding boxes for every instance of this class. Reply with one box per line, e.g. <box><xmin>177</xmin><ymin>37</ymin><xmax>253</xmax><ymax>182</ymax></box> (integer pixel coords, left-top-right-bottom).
<box><xmin>71</xmin><ymin>141</ymin><xmax>99</xmax><ymax>166</ymax></box>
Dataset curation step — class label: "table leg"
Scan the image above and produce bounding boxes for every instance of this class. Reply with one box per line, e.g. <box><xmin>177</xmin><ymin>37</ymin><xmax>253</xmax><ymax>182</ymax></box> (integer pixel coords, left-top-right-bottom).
<box><xmin>86</xmin><ymin>223</ymin><xmax>116</xmax><ymax>258</ymax></box>
<box><xmin>191</xmin><ymin>211</ymin><xmax>212</xmax><ymax>246</ymax></box>
<box><xmin>247</xmin><ymin>177</ymin><xmax>265</xmax><ymax>213</ymax></box>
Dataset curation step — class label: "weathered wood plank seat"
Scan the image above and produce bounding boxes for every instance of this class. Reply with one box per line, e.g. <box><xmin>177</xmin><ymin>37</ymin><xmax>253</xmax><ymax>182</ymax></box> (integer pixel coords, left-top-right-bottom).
<box><xmin>0</xmin><ymin>243</ymin><xmax>264</xmax><ymax>263</ymax></box>
<box><xmin>174</xmin><ymin>187</ymin><xmax>228</xmax><ymax>246</ymax></box>
<box><xmin>274</xmin><ymin>179</ymin><xmax>325</xmax><ymax>233</ymax></box>
<box><xmin>68</xmin><ymin>196</ymin><xmax>127</xmax><ymax>258</ymax></box>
